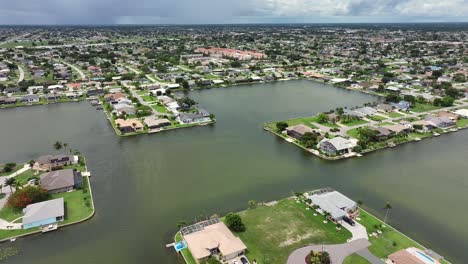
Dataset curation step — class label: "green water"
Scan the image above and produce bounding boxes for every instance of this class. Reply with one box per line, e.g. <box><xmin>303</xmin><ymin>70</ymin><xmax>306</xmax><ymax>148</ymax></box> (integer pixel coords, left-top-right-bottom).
<box><xmin>0</xmin><ymin>80</ymin><xmax>466</xmax><ymax>263</ymax></box>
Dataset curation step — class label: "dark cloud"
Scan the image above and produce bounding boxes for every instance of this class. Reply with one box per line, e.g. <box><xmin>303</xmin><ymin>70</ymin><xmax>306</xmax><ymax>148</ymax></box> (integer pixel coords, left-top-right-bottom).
<box><xmin>0</xmin><ymin>0</ymin><xmax>466</xmax><ymax>24</ymax></box>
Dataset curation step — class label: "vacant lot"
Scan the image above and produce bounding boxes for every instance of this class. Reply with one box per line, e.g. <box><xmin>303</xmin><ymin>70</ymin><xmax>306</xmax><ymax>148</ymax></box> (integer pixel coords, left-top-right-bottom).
<box><xmin>232</xmin><ymin>198</ymin><xmax>351</xmax><ymax>264</ymax></box>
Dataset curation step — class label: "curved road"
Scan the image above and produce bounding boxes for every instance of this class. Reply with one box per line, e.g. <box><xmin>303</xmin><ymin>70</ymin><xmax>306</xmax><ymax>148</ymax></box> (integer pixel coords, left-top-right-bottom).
<box><xmin>286</xmin><ymin>239</ymin><xmax>383</xmax><ymax>264</ymax></box>
<box><xmin>61</xmin><ymin>61</ymin><xmax>87</xmax><ymax>80</ymax></box>
<box><xmin>3</xmin><ymin>59</ymin><xmax>24</xmax><ymax>83</ymax></box>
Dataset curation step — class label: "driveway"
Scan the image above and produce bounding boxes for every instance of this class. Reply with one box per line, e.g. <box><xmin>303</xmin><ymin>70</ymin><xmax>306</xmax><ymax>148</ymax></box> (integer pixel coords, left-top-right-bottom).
<box><xmin>342</xmin><ymin>221</ymin><xmax>368</xmax><ymax>241</ymax></box>
<box><xmin>286</xmin><ymin>238</ymin><xmax>371</xmax><ymax>264</ymax></box>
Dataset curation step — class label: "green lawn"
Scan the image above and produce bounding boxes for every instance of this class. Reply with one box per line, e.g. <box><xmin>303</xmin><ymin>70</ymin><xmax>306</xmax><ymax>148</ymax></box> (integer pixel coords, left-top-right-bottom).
<box><xmin>370</xmin><ymin>115</ymin><xmax>388</xmax><ymax>121</ymax></box>
<box><xmin>346</xmin><ymin>128</ymin><xmax>360</xmax><ymax>139</ymax></box>
<box><xmin>357</xmin><ymin>210</ymin><xmax>422</xmax><ymax>259</ymax></box>
<box><xmin>388</xmin><ymin>112</ymin><xmax>404</xmax><ymax>118</ymax></box>
<box><xmin>341</xmin><ymin>119</ymin><xmax>369</xmax><ymax>127</ymax></box>
<box><xmin>141</xmin><ymin>95</ymin><xmax>154</xmax><ymax>102</ymax></box>
<box><xmin>267</xmin><ymin>116</ymin><xmax>319</xmax><ymax>131</ymax></box>
<box><xmin>53</xmin><ymin>177</ymin><xmax>93</xmax><ymax>224</ymax></box>
<box><xmin>230</xmin><ymin>199</ymin><xmax>351</xmax><ymax>264</ymax></box>
<box><xmin>408</xmin><ymin>132</ymin><xmax>432</xmax><ymax>140</ymax></box>
<box><xmin>343</xmin><ymin>253</ymin><xmax>370</xmax><ymax>264</ymax></box>
<box><xmin>457</xmin><ymin>118</ymin><xmax>468</xmax><ymax>128</ymax></box>
<box><xmin>151</xmin><ymin>104</ymin><xmax>170</xmax><ymax>113</ymax></box>
<box><xmin>136</xmin><ymin>90</ymin><xmax>147</xmax><ymax>96</ymax></box>
<box><xmin>378</xmin><ymin>122</ymin><xmax>395</xmax><ymax>126</ymax></box>
<box><xmin>411</xmin><ymin>103</ymin><xmax>441</xmax><ymax>113</ymax></box>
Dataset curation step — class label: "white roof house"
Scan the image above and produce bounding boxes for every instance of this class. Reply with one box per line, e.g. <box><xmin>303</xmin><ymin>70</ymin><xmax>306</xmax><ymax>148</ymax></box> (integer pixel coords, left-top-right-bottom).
<box><xmin>22</xmin><ymin>198</ymin><xmax>64</xmax><ymax>228</ymax></box>
<box><xmin>318</xmin><ymin>137</ymin><xmax>356</xmax><ymax>155</ymax></box>
<box><xmin>308</xmin><ymin>190</ymin><xmax>357</xmax><ymax>220</ymax></box>
<box><xmin>454</xmin><ymin>109</ymin><xmax>468</xmax><ymax>118</ymax></box>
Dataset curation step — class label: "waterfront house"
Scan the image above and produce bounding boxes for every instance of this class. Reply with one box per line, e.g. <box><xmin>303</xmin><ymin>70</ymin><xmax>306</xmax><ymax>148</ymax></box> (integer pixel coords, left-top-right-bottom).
<box><xmin>353</xmin><ymin>106</ymin><xmax>377</xmax><ymax>117</ymax></box>
<box><xmin>177</xmin><ymin>113</ymin><xmax>210</xmax><ymax>124</ymax></box>
<box><xmin>437</xmin><ymin>111</ymin><xmax>458</xmax><ymax>121</ymax></box>
<box><xmin>115</xmin><ymin>118</ymin><xmax>144</xmax><ymax>133</ymax></box>
<box><xmin>40</xmin><ymin>169</ymin><xmax>83</xmax><ymax>194</ymax></box>
<box><xmin>285</xmin><ymin>124</ymin><xmax>315</xmax><ymax>140</ymax></box>
<box><xmin>144</xmin><ymin>117</ymin><xmax>171</xmax><ymax>129</ymax></box>
<box><xmin>425</xmin><ymin>116</ymin><xmax>456</xmax><ymax>129</ymax></box>
<box><xmin>0</xmin><ymin>97</ymin><xmax>17</xmax><ymax>105</ymax></box>
<box><xmin>308</xmin><ymin>189</ymin><xmax>358</xmax><ymax>221</ymax></box>
<box><xmin>37</xmin><ymin>154</ymin><xmax>75</xmax><ymax>170</ymax></box>
<box><xmin>453</xmin><ymin>109</ymin><xmax>468</xmax><ymax>118</ymax></box>
<box><xmin>113</xmin><ymin>103</ymin><xmax>136</xmax><ymax>115</ymax></box>
<box><xmin>87</xmin><ymin>88</ymin><xmax>105</xmax><ymax>97</ymax></box>
<box><xmin>387</xmin><ymin>247</ymin><xmax>441</xmax><ymax>264</ymax></box>
<box><xmin>318</xmin><ymin>137</ymin><xmax>355</xmax><ymax>155</ymax></box>
<box><xmin>22</xmin><ymin>198</ymin><xmax>64</xmax><ymax>229</ymax></box>
<box><xmin>382</xmin><ymin>124</ymin><xmax>412</xmax><ymax>134</ymax></box>
<box><xmin>21</xmin><ymin>94</ymin><xmax>40</xmax><ymax>103</ymax></box>
<box><xmin>369</xmin><ymin>126</ymin><xmax>393</xmax><ymax>139</ymax></box>
<box><xmin>182</xmin><ymin>220</ymin><xmax>247</xmax><ymax>262</ymax></box>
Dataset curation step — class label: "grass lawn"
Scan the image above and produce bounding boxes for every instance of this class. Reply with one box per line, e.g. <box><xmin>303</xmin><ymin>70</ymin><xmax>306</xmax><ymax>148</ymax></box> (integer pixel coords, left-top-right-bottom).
<box><xmin>229</xmin><ymin>199</ymin><xmax>351</xmax><ymax>264</ymax></box>
<box><xmin>343</xmin><ymin>253</ymin><xmax>370</xmax><ymax>264</ymax></box>
<box><xmin>456</xmin><ymin>118</ymin><xmax>468</xmax><ymax>128</ymax></box>
<box><xmin>388</xmin><ymin>112</ymin><xmax>404</xmax><ymax>118</ymax></box>
<box><xmin>408</xmin><ymin>132</ymin><xmax>432</xmax><ymax>140</ymax></box>
<box><xmin>411</xmin><ymin>103</ymin><xmax>441</xmax><ymax>113</ymax></box>
<box><xmin>341</xmin><ymin>119</ymin><xmax>369</xmax><ymax>127</ymax></box>
<box><xmin>12</xmin><ymin>169</ymin><xmax>37</xmax><ymax>184</ymax></box>
<box><xmin>370</xmin><ymin>115</ymin><xmax>388</xmax><ymax>121</ymax></box>
<box><xmin>136</xmin><ymin>90</ymin><xmax>147</xmax><ymax>96</ymax></box>
<box><xmin>0</xmin><ymin>164</ymin><xmax>22</xmax><ymax>177</ymax></box>
<box><xmin>268</xmin><ymin>116</ymin><xmax>320</xmax><ymax>131</ymax></box>
<box><xmin>175</xmin><ymin>232</ymin><xmax>197</xmax><ymax>264</ymax></box>
<box><xmin>318</xmin><ymin>122</ymin><xmax>340</xmax><ymax>128</ymax></box>
<box><xmin>357</xmin><ymin>210</ymin><xmax>422</xmax><ymax>259</ymax></box>
<box><xmin>151</xmin><ymin>104</ymin><xmax>170</xmax><ymax>113</ymax></box>
<box><xmin>346</xmin><ymin>128</ymin><xmax>360</xmax><ymax>139</ymax></box>
<box><xmin>53</xmin><ymin>177</ymin><xmax>94</xmax><ymax>224</ymax></box>
<box><xmin>141</xmin><ymin>95</ymin><xmax>155</xmax><ymax>102</ymax></box>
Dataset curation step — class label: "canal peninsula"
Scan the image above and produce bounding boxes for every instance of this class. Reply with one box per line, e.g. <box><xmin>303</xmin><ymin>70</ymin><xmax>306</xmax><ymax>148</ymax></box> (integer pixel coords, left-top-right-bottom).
<box><xmin>0</xmin><ymin>146</ymin><xmax>95</xmax><ymax>242</ymax></box>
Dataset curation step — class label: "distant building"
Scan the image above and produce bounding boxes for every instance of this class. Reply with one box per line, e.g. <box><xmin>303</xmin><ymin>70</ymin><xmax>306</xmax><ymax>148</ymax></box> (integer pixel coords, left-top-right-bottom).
<box><xmin>285</xmin><ymin>124</ymin><xmax>315</xmax><ymax>140</ymax></box>
<box><xmin>37</xmin><ymin>154</ymin><xmax>75</xmax><ymax>170</ymax></box>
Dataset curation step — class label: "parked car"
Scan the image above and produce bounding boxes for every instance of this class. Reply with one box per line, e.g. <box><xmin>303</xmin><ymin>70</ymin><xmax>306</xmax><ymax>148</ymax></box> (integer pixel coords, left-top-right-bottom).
<box><xmin>343</xmin><ymin>216</ymin><xmax>355</xmax><ymax>226</ymax></box>
<box><xmin>240</xmin><ymin>257</ymin><xmax>250</xmax><ymax>264</ymax></box>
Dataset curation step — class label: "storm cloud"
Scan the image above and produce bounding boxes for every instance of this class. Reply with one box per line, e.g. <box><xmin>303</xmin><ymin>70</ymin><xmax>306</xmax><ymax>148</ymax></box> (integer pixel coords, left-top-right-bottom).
<box><xmin>0</xmin><ymin>0</ymin><xmax>466</xmax><ymax>24</ymax></box>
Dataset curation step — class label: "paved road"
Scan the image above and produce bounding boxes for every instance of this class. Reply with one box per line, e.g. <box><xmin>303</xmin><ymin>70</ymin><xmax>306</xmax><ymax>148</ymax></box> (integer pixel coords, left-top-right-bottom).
<box><xmin>125</xmin><ymin>65</ymin><xmax>140</xmax><ymax>75</ymax></box>
<box><xmin>17</xmin><ymin>64</ymin><xmax>24</xmax><ymax>83</ymax></box>
<box><xmin>61</xmin><ymin>61</ymin><xmax>87</xmax><ymax>80</ymax></box>
<box><xmin>287</xmin><ymin>239</ymin><xmax>372</xmax><ymax>264</ymax></box>
<box><xmin>3</xmin><ymin>60</ymin><xmax>24</xmax><ymax>83</ymax></box>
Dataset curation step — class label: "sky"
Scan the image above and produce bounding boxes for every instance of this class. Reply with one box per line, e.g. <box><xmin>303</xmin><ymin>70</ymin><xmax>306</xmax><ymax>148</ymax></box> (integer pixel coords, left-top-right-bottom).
<box><xmin>0</xmin><ymin>0</ymin><xmax>467</xmax><ymax>25</ymax></box>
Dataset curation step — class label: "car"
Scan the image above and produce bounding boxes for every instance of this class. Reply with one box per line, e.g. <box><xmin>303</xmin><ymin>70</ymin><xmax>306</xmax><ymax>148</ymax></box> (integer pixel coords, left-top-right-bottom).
<box><xmin>343</xmin><ymin>216</ymin><xmax>355</xmax><ymax>226</ymax></box>
<box><xmin>240</xmin><ymin>257</ymin><xmax>250</xmax><ymax>264</ymax></box>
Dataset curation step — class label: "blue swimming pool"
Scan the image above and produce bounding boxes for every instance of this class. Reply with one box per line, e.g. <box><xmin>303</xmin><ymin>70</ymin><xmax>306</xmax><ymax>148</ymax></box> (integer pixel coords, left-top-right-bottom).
<box><xmin>174</xmin><ymin>241</ymin><xmax>187</xmax><ymax>252</ymax></box>
<box><xmin>416</xmin><ymin>251</ymin><xmax>435</xmax><ymax>263</ymax></box>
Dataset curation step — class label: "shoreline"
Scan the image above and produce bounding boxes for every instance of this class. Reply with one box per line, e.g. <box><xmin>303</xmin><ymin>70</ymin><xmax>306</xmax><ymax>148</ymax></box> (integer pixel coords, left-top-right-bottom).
<box><xmin>0</xmin><ymin>156</ymin><xmax>96</xmax><ymax>243</ymax></box>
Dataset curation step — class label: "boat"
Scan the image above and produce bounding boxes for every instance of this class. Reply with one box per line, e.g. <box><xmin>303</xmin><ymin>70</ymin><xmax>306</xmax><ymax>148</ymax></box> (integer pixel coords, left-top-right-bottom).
<box><xmin>41</xmin><ymin>224</ymin><xmax>58</xmax><ymax>233</ymax></box>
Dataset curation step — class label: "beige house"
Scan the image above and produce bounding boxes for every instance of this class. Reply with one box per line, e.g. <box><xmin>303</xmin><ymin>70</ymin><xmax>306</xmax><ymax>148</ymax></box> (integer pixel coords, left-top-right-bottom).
<box><xmin>387</xmin><ymin>247</ymin><xmax>440</xmax><ymax>264</ymax></box>
<box><xmin>183</xmin><ymin>221</ymin><xmax>247</xmax><ymax>262</ymax></box>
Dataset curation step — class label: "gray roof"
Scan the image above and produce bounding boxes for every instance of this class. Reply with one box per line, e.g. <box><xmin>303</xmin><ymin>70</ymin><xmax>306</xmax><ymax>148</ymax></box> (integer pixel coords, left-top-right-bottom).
<box><xmin>309</xmin><ymin>190</ymin><xmax>357</xmax><ymax>220</ymax></box>
<box><xmin>40</xmin><ymin>169</ymin><xmax>81</xmax><ymax>191</ymax></box>
<box><xmin>22</xmin><ymin>198</ymin><xmax>64</xmax><ymax>225</ymax></box>
<box><xmin>321</xmin><ymin>137</ymin><xmax>354</xmax><ymax>151</ymax></box>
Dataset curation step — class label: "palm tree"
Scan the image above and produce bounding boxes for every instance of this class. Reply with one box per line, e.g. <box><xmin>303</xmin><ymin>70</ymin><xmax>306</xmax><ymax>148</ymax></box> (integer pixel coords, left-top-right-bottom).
<box><xmin>4</xmin><ymin>178</ymin><xmax>16</xmax><ymax>193</ymax></box>
<box><xmin>63</xmin><ymin>142</ymin><xmax>69</xmax><ymax>153</ymax></box>
<box><xmin>54</xmin><ymin>141</ymin><xmax>63</xmax><ymax>151</ymax></box>
<box><xmin>383</xmin><ymin>202</ymin><xmax>392</xmax><ymax>223</ymax></box>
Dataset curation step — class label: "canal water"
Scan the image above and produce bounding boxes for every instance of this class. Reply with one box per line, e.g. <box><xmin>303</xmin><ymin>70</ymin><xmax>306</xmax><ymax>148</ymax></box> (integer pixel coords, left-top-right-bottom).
<box><xmin>0</xmin><ymin>80</ymin><xmax>466</xmax><ymax>263</ymax></box>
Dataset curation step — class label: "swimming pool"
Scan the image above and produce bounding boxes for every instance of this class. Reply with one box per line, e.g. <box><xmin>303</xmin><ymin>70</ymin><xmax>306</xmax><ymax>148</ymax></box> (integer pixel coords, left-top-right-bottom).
<box><xmin>174</xmin><ymin>241</ymin><xmax>187</xmax><ymax>252</ymax></box>
<box><xmin>416</xmin><ymin>250</ymin><xmax>435</xmax><ymax>263</ymax></box>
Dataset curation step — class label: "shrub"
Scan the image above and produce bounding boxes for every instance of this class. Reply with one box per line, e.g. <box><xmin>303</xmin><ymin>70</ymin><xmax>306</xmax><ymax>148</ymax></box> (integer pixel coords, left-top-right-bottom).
<box><xmin>7</xmin><ymin>186</ymin><xmax>49</xmax><ymax>210</ymax></box>
<box><xmin>2</xmin><ymin>163</ymin><xmax>16</xmax><ymax>173</ymax></box>
<box><xmin>276</xmin><ymin>121</ymin><xmax>288</xmax><ymax>132</ymax></box>
<box><xmin>225</xmin><ymin>213</ymin><xmax>245</xmax><ymax>232</ymax></box>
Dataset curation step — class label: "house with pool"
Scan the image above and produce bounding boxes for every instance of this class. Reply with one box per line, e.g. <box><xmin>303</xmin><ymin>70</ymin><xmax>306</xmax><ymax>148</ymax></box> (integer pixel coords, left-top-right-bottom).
<box><xmin>387</xmin><ymin>247</ymin><xmax>441</xmax><ymax>264</ymax></box>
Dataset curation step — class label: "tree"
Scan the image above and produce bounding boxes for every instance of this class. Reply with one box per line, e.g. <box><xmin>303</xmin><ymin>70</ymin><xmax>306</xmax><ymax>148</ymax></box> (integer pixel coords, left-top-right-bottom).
<box><xmin>4</xmin><ymin>178</ymin><xmax>16</xmax><ymax>193</ymax></box>
<box><xmin>300</xmin><ymin>132</ymin><xmax>318</xmax><ymax>148</ymax></box>
<box><xmin>276</xmin><ymin>122</ymin><xmax>288</xmax><ymax>132</ymax></box>
<box><xmin>54</xmin><ymin>141</ymin><xmax>63</xmax><ymax>151</ymax></box>
<box><xmin>441</xmin><ymin>96</ymin><xmax>455</xmax><ymax>107</ymax></box>
<box><xmin>2</xmin><ymin>163</ymin><xmax>16</xmax><ymax>173</ymax></box>
<box><xmin>384</xmin><ymin>202</ymin><xmax>392</xmax><ymax>223</ymax></box>
<box><xmin>403</xmin><ymin>95</ymin><xmax>416</xmax><ymax>104</ymax></box>
<box><xmin>386</xmin><ymin>94</ymin><xmax>401</xmax><ymax>103</ymax></box>
<box><xmin>357</xmin><ymin>200</ymin><xmax>363</xmax><ymax>207</ymax></box>
<box><xmin>7</xmin><ymin>186</ymin><xmax>49</xmax><ymax>210</ymax></box>
<box><xmin>28</xmin><ymin>160</ymin><xmax>35</xmax><ymax>168</ymax></box>
<box><xmin>317</xmin><ymin>113</ymin><xmax>329</xmax><ymax>124</ymax></box>
<box><xmin>225</xmin><ymin>213</ymin><xmax>245</xmax><ymax>232</ymax></box>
